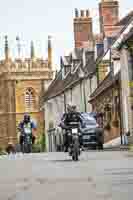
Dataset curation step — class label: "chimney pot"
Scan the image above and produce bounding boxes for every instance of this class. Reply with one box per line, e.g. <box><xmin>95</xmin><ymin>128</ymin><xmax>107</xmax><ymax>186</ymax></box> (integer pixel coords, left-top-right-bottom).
<box><xmin>75</xmin><ymin>8</ymin><xmax>78</xmax><ymax>18</ymax></box>
<box><xmin>80</xmin><ymin>10</ymin><xmax>84</xmax><ymax>17</ymax></box>
<box><xmin>86</xmin><ymin>10</ymin><xmax>90</xmax><ymax>17</ymax></box>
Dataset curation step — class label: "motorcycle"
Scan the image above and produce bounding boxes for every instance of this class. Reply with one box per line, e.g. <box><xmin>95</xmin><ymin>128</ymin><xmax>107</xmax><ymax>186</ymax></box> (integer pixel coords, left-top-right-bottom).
<box><xmin>22</xmin><ymin>133</ymin><xmax>32</xmax><ymax>153</ymax></box>
<box><xmin>21</xmin><ymin>125</ymin><xmax>33</xmax><ymax>153</ymax></box>
<box><xmin>67</xmin><ymin>123</ymin><xmax>81</xmax><ymax>161</ymax></box>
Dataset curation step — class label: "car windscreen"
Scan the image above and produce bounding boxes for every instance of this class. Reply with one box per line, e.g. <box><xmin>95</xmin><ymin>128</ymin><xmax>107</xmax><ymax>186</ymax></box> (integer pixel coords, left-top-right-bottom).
<box><xmin>81</xmin><ymin>114</ymin><xmax>97</xmax><ymax>126</ymax></box>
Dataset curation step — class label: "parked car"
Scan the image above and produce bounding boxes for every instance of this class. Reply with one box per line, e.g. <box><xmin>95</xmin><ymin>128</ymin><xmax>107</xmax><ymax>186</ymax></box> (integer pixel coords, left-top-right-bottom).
<box><xmin>80</xmin><ymin>112</ymin><xmax>104</xmax><ymax>150</ymax></box>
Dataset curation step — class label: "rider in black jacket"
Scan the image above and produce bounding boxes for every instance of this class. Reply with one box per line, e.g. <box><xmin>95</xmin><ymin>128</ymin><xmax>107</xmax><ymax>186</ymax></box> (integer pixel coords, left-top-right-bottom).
<box><xmin>60</xmin><ymin>104</ymin><xmax>84</xmax><ymax>152</ymax></box>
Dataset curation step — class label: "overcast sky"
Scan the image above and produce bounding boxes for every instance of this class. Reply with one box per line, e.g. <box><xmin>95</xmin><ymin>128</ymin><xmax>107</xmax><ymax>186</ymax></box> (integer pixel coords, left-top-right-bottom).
<box><xmin>0</xmin><ymin>0</ymin><xmax>132</xmax><ymax>69</ymax></box>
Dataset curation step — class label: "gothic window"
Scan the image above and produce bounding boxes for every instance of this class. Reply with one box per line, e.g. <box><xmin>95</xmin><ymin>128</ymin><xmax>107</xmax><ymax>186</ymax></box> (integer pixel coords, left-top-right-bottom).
<box><xmin>25</xmin><ymin>88</ymin><xmax>36</xmax><ymax>112</ymax></box>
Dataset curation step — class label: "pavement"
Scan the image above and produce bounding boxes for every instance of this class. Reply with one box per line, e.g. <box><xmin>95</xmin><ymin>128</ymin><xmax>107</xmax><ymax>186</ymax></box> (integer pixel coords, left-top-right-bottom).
<box><xmin>0</xmin><ymin>151</ymin><xmax>133</xmax><ymax>200</ymax></box>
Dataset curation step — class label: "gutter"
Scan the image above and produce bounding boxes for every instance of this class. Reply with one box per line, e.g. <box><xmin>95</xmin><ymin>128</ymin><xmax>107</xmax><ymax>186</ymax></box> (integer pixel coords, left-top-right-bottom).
<box><xmin>43</xmin><ymin>77</ymin><xmax>83</xmax><ymax>102</ymax></box>
<box><xmin>113</xmin><ymin>21</ymin><xmax>133</xmax><ymax>49</ymax></box>
<box><xmin>88</xmin><ymin>72</ymin><xmax>120</xmax><ymax>102</ymax></box>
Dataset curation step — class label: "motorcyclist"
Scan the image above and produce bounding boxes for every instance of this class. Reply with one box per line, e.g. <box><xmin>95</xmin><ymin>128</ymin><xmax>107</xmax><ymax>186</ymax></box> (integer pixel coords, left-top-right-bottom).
<box><xmin>18</xmin><ymin>114</ymin><xmax>37</xmax><ymax>152</ymax></box>
<box><xmin>60</xmin><ymin>104</ymin><xmax>84</xmax><ymax>152</ymax></box>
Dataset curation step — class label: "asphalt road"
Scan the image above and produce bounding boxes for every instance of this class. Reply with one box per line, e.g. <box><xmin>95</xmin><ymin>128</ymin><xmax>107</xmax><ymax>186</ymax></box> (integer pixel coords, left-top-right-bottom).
<box><xmin>0</xmin><ymin>151</ymin><xmax>133</xmax><ymax>200</ymax></box>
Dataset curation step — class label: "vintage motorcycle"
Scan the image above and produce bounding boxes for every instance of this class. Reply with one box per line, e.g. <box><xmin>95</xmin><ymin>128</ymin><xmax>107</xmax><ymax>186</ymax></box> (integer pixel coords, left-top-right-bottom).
<box><xmin>22</xmin><ymin>133</ymin><xmax>32</xmax><ymax>153</ymax></box>
<box><xmin>66</xmin><ymin>122</ymin><xmax>81</xmax><ymax>161</ymax></box>
<box><xmin>21</xmin><ymin>125</ymin><xmax>32</xmax><ymax>153</ymax></box>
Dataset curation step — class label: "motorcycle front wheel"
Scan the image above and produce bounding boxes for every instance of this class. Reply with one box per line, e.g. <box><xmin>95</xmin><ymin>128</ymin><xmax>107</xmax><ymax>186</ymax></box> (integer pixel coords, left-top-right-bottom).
<box><xmin>23</xmin><ymin>144</ymin><xmax>32</xmax><ymax>153</ymax></box>
<box><xmin>72</xmin><ymin>136</ymin><xmax>79</xmax><ymax>161</ymax></box>
<box><xmin>72</xmin><ymin>151</ymin><xmax>78</xmax><ymax>161</ymax></box>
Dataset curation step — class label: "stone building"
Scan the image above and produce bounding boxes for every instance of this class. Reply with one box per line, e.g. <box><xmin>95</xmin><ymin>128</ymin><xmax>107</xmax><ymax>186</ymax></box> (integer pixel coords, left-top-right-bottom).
<box><xmin>42</xmin><ymin>47</ymin><xmax>97</xmax><ymax>152</ymax></box>
<box><xmin>89</xmin><ymin>10</ymin><xmax>133</xmax><ymax>146</ymax></box>
<box><xmin>0</xmin><ymin>36</ymin><xmax>54</xmax><ymax>148</ymax></box>
<box><xmin>113</xmin><ymin>18</ymin><xmax>133</xmax><ymax>142</ymax></box>
<box><xmin>42</xmin><ymin>0</ymin><xmax>133</xmax><ymax>150</ymax></box>
<box><xmin>89</xmin><ymin>71</ymin><xmax>121</xmax><ymax>144</ymax></box>
<box><xmin>41</xmin><ymin>8</ymin><xmax>98</xmax><ymax>151</ymax></box>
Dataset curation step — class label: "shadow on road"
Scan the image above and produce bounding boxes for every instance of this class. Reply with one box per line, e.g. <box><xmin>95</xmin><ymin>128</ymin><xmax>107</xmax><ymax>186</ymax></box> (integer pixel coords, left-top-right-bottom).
<box><xmin>52</xmin><ymin>159</ymin><xmax>73</xmax><ymax>162</ymax></box>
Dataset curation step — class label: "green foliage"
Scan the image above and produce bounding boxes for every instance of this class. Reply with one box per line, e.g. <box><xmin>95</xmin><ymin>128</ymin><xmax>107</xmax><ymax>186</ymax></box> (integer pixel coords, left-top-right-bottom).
<box><xmin>0</xmin><ymin>147</ymin><xmax>6</xmax><ymax>155</ymax></box>
<box><xmin>32</xmin><ymin>144</ymin><xmax>41</xmax><ymax>153</ymax></box>
<box><xmin>32</xmin><ymin>133</ymin><xmax>46</xmax><ymax>153</ymax></box>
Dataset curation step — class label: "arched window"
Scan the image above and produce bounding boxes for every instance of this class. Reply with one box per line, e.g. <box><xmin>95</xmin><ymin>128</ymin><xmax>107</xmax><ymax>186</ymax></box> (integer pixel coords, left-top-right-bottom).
<box><xmin>25</xmin><ymin>88</ymin><xmax>36</xmax><ymax>111</ymax></box>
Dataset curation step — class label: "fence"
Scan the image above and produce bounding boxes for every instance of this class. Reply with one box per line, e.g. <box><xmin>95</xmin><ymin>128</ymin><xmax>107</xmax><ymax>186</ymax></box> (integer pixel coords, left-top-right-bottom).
<box><xmin>47</xmin><ymin>128</ymin><xmax>63</xmax><ymax>152</ymax></box>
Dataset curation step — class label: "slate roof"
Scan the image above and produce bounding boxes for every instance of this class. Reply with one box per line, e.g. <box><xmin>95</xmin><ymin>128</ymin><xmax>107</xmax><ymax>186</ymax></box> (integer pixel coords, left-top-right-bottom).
<box><xmin>115</xmin><ymin>10</ymin><xmax>133</xmax><ymax>26</ymax></box>
<box><xmin>43</xmin><ymin>11</ymin><xmax>133</xmax><ymax>104</ymax></box>
<box><xmin>43</xmin><ymin>49</ymin><xmax>96</xmax><ymax>102</ymax></box>
<box><xmin>88</xmin><ymin>72</ymin><xmax>120</xmax><ymax>102</ymax></box>
<box><xmin>43</xmin><ymin>69</ymin><xmax>80</xmax><ymax>102</ymax></box>
<box><xmin>88</xmin><ymin>11</ymin><xmax>133</xmax><ymax>102</ymax></box>
<box><xmin>120</xmin><ymin>27</ymin><xmax>133</xmax><ymax>45</ymax></box>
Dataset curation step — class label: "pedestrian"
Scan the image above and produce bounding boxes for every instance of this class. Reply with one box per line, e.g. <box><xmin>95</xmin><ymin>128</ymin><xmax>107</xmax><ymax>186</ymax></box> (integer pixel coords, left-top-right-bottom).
<box><xmin>6</xmin><ymin>142</ymin><xmax>16</xmax><ymax>154</ymax></box>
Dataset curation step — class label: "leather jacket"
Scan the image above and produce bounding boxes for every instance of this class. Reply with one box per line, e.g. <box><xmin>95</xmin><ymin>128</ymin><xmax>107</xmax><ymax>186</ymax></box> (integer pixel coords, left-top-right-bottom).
<box><xmin>60</xmin><ymin>112</ymin><xmax>84</xmax><ymax>129</ymax></box>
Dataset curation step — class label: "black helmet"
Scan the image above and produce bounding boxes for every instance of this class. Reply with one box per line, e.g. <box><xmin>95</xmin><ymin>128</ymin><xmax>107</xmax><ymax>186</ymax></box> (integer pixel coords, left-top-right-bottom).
<box><xmin>24</xmin><ymin>114</ymin><xmax>30</xmax><ymax>123</ymax></box>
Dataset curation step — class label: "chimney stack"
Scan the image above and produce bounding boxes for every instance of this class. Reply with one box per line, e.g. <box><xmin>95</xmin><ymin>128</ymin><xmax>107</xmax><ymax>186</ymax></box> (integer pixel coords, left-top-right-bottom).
<box><xmin>99</xmin><ymin>0</ymin><xmax>119</xmax><ymax>37</ymax></box>
<box><xmin>73</xmin><ymin>9</ymin><xmax>93</xmax><ymax>49</ymax></box>
<box><xmin>48</xmin><ymin>35</ymin><xmax>52</xmax><ymax>68</ymax></box>
<box><xmin>86</xmin><ymin>10</ymin><xmax>89</xmax><ymax>17</ymax></box>
<box><xmin>75</xmin><ymin>8</ymin><xmax>79</xmax><ymax>18</ymax></box>
<box><xmin>80</xmin><ymin>10</ymin><xmax>84</xmax><ymax>17</ymax></box>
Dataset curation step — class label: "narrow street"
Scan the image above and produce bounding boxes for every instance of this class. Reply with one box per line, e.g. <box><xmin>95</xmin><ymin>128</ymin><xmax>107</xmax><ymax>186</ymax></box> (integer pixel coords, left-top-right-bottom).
<box><xmin>0</xmin><ymin>151</ymin><xmax>132</xmax><ymax>200</ymax></box>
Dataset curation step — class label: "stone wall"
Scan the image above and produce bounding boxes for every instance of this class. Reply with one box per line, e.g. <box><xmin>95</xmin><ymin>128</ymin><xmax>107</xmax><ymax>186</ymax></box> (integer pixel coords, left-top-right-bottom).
<box><xmin>120</xmin><ymin>48</ymin><xmax>133</xmax><ymax>136</ymax></box>
<box><xmin>91</xmin><ymin>85</ymin><xmax>121</xmax><ymax>143</ymax></box>
<box><xmin>0</xmin><ymin>79</ymin><xmax>16</xmax><ymax>148</ymax></box>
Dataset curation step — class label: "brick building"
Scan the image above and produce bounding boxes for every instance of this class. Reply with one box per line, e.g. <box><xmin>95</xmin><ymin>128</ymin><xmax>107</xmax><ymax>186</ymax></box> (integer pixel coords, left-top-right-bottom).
<box><xmin>99</xmin><ymin>0</ymin><xmax>120</xmax><ymax>38</ymax></box>
<box><xmin>0</xmin><ymin>36</ymin><xmax>54</xmax><ymax>148</ymax></box>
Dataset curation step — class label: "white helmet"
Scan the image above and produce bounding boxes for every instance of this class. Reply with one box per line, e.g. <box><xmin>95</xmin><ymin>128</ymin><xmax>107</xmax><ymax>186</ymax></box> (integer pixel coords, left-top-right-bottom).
<box><xmin>67</xmin><ymin>102</ymin><xmax>76</xmax><ymax>112</ymax></box>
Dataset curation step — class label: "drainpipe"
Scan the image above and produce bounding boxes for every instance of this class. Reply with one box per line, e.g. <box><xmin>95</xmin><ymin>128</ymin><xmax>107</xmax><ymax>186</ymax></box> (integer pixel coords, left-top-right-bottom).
<box><xmin>63</xmin><ymin>92</ymin><xmax>66</xmax><ymax>113</ymax></box>
<box><xmin>96</xmin><ymin>63</ymin><xmax>99</xmax><ymax>85</ymax></box>
<box><xmin>83</xmin><ymin>78</ymin><xmax>87</xmax><ymax>112</ymax></box>
<box><xmin>126</xmin><ymin>42</ymin><xmax>133</xmax><ymax>136</ymax></box>
<box><xmin>118</xmin><ymin>82</ymin><xmax>123</xmax><ymax>145</ymax></box>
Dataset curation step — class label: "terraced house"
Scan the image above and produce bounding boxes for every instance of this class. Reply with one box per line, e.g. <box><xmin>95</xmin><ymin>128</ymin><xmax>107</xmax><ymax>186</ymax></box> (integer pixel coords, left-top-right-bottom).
<box><xmin>42</xmin><ymin>9</ymin><xmax>97</xmax><ymax>151</ymax></box>
<box><xmin>89</xmin><ymin>11</ymin><xmax>133</xmax><ymax>146</ymax></box>
<box><xmin>42</xmin><ymin>0</ymin><xmax>133</xmax><ymax>151</ymax></box>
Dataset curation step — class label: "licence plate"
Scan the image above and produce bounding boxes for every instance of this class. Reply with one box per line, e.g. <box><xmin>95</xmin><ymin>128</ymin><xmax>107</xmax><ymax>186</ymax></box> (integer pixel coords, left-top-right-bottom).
<box><xmin>24</xmin><ymin>128</ymin><xmax>31</xmax><ymax>134</ymax></box>
<box><xmin>72</xmin><ymin>128</ymin><xmax>78</xmax><ymax>134</ymax></box>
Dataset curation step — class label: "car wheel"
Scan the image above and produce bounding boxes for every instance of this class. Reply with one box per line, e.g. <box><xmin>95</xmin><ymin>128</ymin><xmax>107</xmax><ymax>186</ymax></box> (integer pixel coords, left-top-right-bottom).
<box><xmin>92</xmin><ymin>145</ymin><xmax>96</xmax><ymax>150</ymax></box>
<box><xmin>98</xmin><ymin>142</ymin><xmax>103</xmax><ymax>150</ymax></box>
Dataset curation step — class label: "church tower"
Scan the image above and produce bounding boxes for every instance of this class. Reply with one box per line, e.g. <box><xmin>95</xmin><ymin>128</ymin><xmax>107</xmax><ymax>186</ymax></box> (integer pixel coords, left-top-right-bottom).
<box><xmin>30</xmin><ymin>41</ymin><xmax>35</xmax><ymax>60</ymax></box>
<box><xmin>4</xmin><ymin>35</ymin><xmax>10</xmax><ymax>61</ymax></box>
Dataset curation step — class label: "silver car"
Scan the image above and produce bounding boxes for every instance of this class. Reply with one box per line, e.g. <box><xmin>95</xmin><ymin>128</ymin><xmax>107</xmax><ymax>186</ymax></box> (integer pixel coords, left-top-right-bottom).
<box><xmin>80</xmin><ymin>112</ymin><xmax>104</xmax><ymax>150</ymax></box>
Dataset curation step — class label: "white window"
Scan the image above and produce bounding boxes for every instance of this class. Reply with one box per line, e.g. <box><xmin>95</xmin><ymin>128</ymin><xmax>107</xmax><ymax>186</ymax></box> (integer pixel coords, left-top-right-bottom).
<box><xmin>25</xmin><ymin>88</ymin><xmax>36</xmax><ymax>112</ymax></box>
